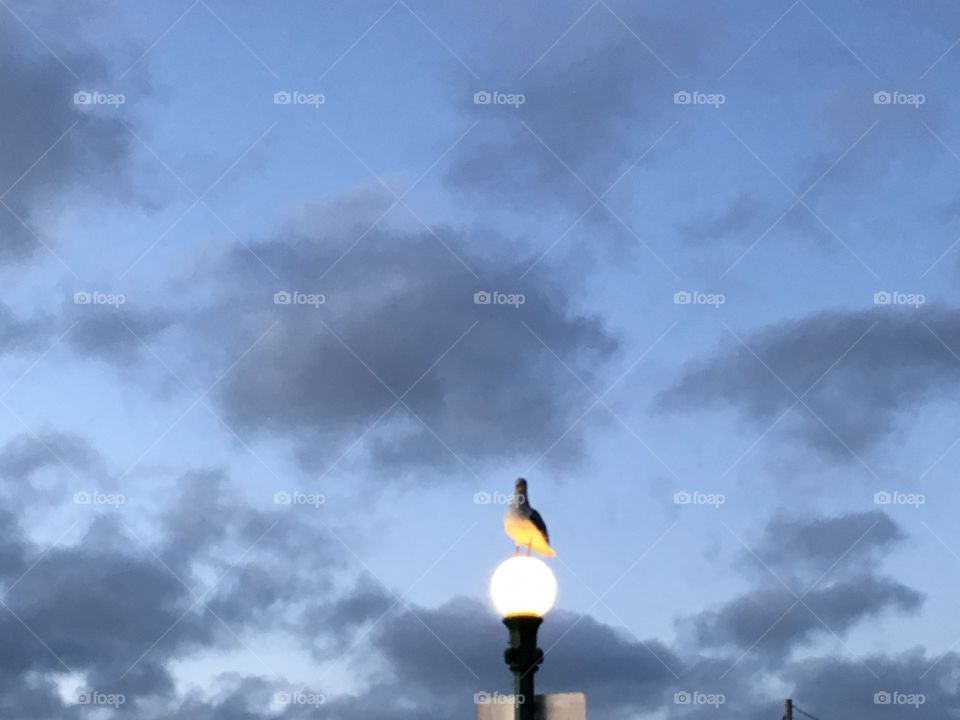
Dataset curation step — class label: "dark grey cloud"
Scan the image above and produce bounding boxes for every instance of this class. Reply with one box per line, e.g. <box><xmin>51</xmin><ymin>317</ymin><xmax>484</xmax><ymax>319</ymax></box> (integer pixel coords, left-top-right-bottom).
<box><xmin>689</xmin><ymin>512</ymin><xmax>920</xmax><ymax>659</ymax></box>
<box><xmin>694</xmin><ymin>575</ymin><xmax>921</xmax><ymax>657</ymax></box>
<box><xmin>0</xmin><ymin>431</ymin><xmax>109</xmax><ymax>507</ymax></box>
<box><xmin>660</xmin><ymin>306</ymin><xmax>960</xmax><ymax>460</ymax></box>
<box><xmin>155</xmin><ymin>470</ymin><xmax>340</xmax><ymax>627</ymax></box>
<box><xmin>0</xmin><ymin>431</ymin><xmax>102</xmax><ymax>482</ymax></box>
<box><xmin>0</xmin><ymin>467</ymin><xmax>339</xmax><ymax>716</ymax></box>
<box><xmin>0</xmin><ymin>512</ymin><xmax>209</xmax><ymax>701</ymax></box>
<box><xmin>164</xmin><ymin>191</ymin><xmax>620</xmax><ymax>474</ymax></box>
<box><xmin>66</xmin><ymin>306</ymin><xmax>173</xmax><ymax>363</ymax></box>
<box><xmin>755</xmin><ymin>511</ymin><xmax>903</xmax><ymax>578</ymax></box>
<box><xmin>0</xmin><ymin>25</ymin><xmax>135</xmax><ymax>264</ymax></box>
<box><xmin>0</xmin><ymin>508</ymin><xmax>29</xmax><ymax>579</ymax></box>
<box><xmin>309</xmin><ymin>575</ymin><xmax>394</xmax><ymax>646</ymax></box>
<box><xmin>783</xmin><ymin>650</ymin><xmax>960</xmax><ymax>720</ymax></box>
<box><xmin>339</xmin><ymin>592</ymin><xmax>685</xmax><ymax>718</ymax></box>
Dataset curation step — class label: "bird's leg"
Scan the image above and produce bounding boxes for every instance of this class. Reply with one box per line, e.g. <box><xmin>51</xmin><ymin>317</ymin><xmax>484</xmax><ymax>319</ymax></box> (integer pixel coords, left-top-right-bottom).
<box><xmin>514</xmin><ymin>544</ymin><xmax>520</xmax><ymax>555</ymax></box>
<box><xmin>526</xmin><ymin>542</ymin><xmax>532</xmax><ymax>556</ymax></box>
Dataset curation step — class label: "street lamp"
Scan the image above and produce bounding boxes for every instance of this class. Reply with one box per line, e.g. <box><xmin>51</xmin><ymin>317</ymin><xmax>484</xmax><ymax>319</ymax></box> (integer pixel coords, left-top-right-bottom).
<box><xmin>490</xmin><ymin>556</ymin><xmax>557</xmax><ymax>720</ymax></box>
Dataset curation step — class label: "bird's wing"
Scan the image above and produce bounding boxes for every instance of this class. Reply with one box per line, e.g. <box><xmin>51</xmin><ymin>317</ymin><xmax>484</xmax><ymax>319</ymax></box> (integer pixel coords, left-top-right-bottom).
<box><xmin>529</xmin><ymin>508</ymin><xmax>550</xmax><ymax>544</ymax></box>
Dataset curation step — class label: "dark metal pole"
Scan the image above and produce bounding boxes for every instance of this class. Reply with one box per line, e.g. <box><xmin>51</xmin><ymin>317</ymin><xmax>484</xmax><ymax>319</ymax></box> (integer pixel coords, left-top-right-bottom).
<box><xmin>784</xmin><ymin>698</ymin><xmax>793</xmax><ymax>720</ymax></box>
<box><xmin>503</xmin><ymin>616</ymin><xmax>543</xmax><ymax>720</ymax></box>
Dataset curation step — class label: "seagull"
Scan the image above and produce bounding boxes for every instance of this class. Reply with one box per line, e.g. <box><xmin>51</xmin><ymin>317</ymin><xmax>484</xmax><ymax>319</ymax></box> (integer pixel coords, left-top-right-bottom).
<box><xmin>504</xmin><ymin>478</ymin><xmax>556</xmax><ymax>557</ymax></box>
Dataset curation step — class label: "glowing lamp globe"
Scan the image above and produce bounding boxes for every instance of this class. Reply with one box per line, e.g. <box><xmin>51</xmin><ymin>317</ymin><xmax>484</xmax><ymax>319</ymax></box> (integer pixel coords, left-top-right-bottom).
<box><xmin>490</xmin><ymin>555</ymin><xmax>557</xmax><ymax>618</ymax></box>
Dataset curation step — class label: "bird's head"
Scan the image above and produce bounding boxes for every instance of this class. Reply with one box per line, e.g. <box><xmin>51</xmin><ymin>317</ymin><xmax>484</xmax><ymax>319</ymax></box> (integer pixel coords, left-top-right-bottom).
<box><xmin>514</xmin><ymin>477</ymin><xmax>528</xmax><ymax>504</ymax></box>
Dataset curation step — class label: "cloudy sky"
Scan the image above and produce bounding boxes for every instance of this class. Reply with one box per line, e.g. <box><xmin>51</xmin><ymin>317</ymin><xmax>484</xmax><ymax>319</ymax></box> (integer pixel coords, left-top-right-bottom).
<box><xmin>2</xmin><ymin>1</ymin><xmax>960</xmax><ymax>718</ymax></box>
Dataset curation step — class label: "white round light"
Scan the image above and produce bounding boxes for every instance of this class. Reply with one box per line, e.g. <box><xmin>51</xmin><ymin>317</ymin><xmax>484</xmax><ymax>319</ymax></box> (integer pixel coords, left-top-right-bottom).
<box><xmin>490</xmin><ymin>555</ymin><xmax>557</xmax><ymax>618</ymax></box>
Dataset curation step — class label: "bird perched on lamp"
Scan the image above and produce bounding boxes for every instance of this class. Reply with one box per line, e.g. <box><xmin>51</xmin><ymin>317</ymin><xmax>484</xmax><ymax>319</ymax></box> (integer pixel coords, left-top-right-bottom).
<box><xmin>504</xmin><ymin>478</ymin><xmax>556</xmax><ymax>557</ymax></box>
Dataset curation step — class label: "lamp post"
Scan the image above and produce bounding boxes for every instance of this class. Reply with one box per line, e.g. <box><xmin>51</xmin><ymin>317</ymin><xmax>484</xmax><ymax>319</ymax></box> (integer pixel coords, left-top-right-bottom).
<box><xmin>490</xmin><ymin>556</ymin><xmax>558</xmax><ymax>720</ymax></box>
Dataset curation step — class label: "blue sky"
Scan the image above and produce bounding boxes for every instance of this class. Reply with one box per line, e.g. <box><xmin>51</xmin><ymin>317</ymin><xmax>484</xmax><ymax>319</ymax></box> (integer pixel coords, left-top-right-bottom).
<box><xmin>3</xmin><ymin>1</ymin><xmax>960</xmax><ymax>718</ymax></box>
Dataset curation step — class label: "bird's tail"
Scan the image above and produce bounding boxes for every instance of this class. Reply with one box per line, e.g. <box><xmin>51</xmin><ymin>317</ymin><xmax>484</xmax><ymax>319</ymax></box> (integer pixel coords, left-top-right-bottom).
<box><xmin>540</xmin><ymin>544</ymin><xmax>557</xmax><ymax>558</ymax></box>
